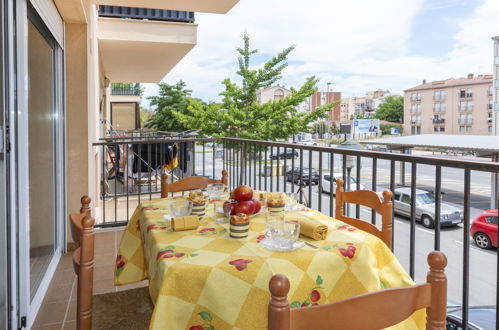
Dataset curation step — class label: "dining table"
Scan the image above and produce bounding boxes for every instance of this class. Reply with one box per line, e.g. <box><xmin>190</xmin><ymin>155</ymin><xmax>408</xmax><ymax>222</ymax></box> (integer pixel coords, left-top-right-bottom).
<box><xmin>115</xmin><ymin>192</ymin><xmax>425</xmax><ymax>329</ymax></box>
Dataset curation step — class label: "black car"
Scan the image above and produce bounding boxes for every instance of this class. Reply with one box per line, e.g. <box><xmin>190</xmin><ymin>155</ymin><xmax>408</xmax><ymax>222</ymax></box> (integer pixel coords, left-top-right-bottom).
<box><xmin>270</xmin><ymin>149</ymin><xmax>299</xmax><ymax>160</ymax></box>
<box><xmin>285</xmin><ymin>168</ymin><xmax>319</xmax><ymax>185</ymax></box>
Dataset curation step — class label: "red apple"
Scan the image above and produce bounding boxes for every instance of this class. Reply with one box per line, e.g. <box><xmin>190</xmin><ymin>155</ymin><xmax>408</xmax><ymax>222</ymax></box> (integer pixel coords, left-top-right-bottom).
<box><xmin>233</xmin><ymin>185</ymin><xmax>253</xmax><ymax>201</ymax></box>
<box><xmin>234</xmin><ymin>200</ymin><xmax>255</xmax><ymax>215</ymax></box>
<box><xmin>252</xmin><ymin>198</ymin><xmax>262</xmax><ymax>213</ymax></box>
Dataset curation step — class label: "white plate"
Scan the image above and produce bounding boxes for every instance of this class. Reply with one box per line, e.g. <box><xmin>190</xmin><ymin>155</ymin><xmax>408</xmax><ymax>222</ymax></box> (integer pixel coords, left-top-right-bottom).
<box><xmin>259</xmin><ymin>239</ymin><xmax>305</xmax><ymax>252</ymax></box>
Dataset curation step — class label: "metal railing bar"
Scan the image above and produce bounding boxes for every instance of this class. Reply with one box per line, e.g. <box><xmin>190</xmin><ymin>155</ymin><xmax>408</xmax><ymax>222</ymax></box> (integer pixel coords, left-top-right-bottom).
<box><xmin>276</xmin><ymin>146</ymin><xmax>280</xmax><ymax>192</ymax></box>
<box><xmin>409</xmin><ymin>162</ymin><xmax>417</xmax><ymax>278</ymax></box>
<box><xmin>101</xmin><ymin>145</ymin><xmax>106</xmax><ymax>224</ymax></box>
<box><xmin>212</xmin><ymin>143</ymin><xmax>215</xmax><ymax>180</ymax></box>
<box><xmin>318</xmin><ymin>152</ymin><xmax>323</xmax><ymax>212</ymax></box>
<box><xmin>389</xmin><ymin>160</ymin><xmax>395</xmax><ymax>251</ymax></box>
<box><xmin>291</xmin><ymin>147</ymin><xmax>295</xmax><ymax>194</ymax></box>
<box><xmin>270</xmin><ymin>146</ymin><xmax>274</xmax><ymax>192</ymax></box>
<box><xmin>202</xmin><ymin>142</ymin><xmax>205</xmax><ymax>176</ymax></box>
<box><xmin>434</xmin><ymin>166</ymin><xmax>442</xmax><ymax>251</ymax></box>
<box><xmin>265</xmin><ymin>147</ymin><xmax>268</xmax><ymax>192</ymax></box>
<box><xmin>371</xmin><ymin>157</ymin><xmax>377</xmax><ymax>225</ymax></box>
<box><xmin>114</xmin><ymin>143</ymin><xmax>118</xmax><ymax>223</ymax></box>
<box><xmin>329</xmin><ymin>152</ymin><xmax>334</xmax><ymax>217</ymax></box>
<box><xmin>284</xmin><ymin>147</ymin><xmax>287</xmax><ymax>193</ymax></box>
<box><xmin>462</xmin><ymin>168</ymin><xmax>471</xmax><ymax>329</ymax></box>
<box><xmin>308</xmin><ymin>149</ymin><xmax>312</xmax><ymax>209</ymax></box>
<box><xmin>356</xmin><ymin>156</ymin><xmax>361</xmax><ymax>218</ymax></box>
<box><xmin>299</xmin><ymin>148</ymin><xmax>304</xmax><ymax>204</ymax></box>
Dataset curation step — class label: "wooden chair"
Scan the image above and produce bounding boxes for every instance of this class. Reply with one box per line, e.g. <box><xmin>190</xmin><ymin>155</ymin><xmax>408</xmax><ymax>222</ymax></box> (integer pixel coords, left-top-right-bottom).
<box><xmin>268</xmin><ymin>251</ymin><xmax>448</xmax><ymax>330</ymax></box>
<box><xmin>335</xmin><ymin>179</ymin><xmax>393</xmax><ymax>249</ymax></box>
<box><xmin>161</xmin><ymin>169</ymin><xmax>228</xmax><ymax>198</ymax></box>
<box><xmin>70</xmin><ymin>196</ymin><xmax>152</xmax><ymax>329</ymax></box>
<box><xmin>69</xmin><ymin>198</ymin><xmax>95</xmax><ymax>330</ymax></box>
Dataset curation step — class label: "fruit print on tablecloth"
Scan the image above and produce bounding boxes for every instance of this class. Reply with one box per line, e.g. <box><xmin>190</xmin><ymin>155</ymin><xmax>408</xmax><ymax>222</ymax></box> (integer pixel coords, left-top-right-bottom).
<box><xmin>228</xmin><ymin>259</ymin><xmax>252</xmax><ymax>271</ymax></box>
<box><xmin>115</xmin><ymin>254</ymin><xmax>127</xmax><ymax>277</ymax></box>
<box><xmin>189</xmin><ymin>311</ymin><xmax>215</xmax><ymax>330</ymax></box>
<box><xmin>198</xmin><ymin>227</ymin><xmax>227</xmax><ymax>236</ymax></box>
<box><xmin>156</xmin><ymin>245</ymin><xmax>198</xmax><ymax>260</ymax></box>
<box><xmin>146</xmin><ymin>221</ymin><xmax>170</xmax><ymax>232</ymax></box>
<box><xmin>322</xmin><ymin>242</ymin><xmax>357</xmax><ymax>259</ymax></box>
<box><xmin>290</xmin><ymin>275</ymin><xmax>324</xmax><ymax>308</ymax></box>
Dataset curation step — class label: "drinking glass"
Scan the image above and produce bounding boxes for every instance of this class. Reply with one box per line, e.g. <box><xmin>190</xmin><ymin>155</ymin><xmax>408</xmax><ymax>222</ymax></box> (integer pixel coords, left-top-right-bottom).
<box><xmin>285</xmin><ymin>192</ymin><xmax>298</xmax><ymax>211</ymax></box>
<box><xmin>207</xmin><ymin>183</ymin><xmax>225</xmax><ymax>200</ymax></box>
<box><xmin>281</xmin><ymin>221</ymin><xmax>300</xmax><ymax>250</ymax></box>
<box><xmin>170</xmin><ymin>200</ymin><xmax>193</xmax><ymax>218</ymax></box>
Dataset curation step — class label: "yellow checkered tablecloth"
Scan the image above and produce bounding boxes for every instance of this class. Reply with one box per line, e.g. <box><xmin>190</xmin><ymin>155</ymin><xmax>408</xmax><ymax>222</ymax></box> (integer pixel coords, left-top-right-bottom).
<box><xmin>115</xmin><ymin>196</ymin><xmax>425</xmax><ymax>330</ymax></box>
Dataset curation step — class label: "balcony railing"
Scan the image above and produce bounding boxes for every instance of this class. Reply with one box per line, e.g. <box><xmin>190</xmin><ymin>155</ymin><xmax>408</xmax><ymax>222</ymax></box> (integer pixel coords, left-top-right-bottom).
<box><xmin>98</xmin><ymin>5</ymin><xmax>195</xmax><ymax>23</ymax></box>
<box><xmin>432</xmin><ymin>118</ymin><xmax>445</xmax><ymax>124</ymax></box>
<box><xmin>92</xmin><ymin>136</ymin><xmax>499</xmax><ymax>327</ymax></box>
<box><xmin>111</xmin><ymin>83</ymin><xmax>141</xmax><ymax>96</ymax></box>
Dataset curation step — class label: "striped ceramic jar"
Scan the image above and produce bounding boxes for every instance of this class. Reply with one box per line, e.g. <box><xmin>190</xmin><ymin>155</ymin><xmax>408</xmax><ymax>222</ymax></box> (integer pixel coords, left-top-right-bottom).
<box><xmin>191</xmin><ymin>202</ymin><xmax>206</xmax><ymax>219</ymax></box>
<box><xmin>230</xmin><ymin>220</ymin><xmax>250</xmax><ymax>239</ymax></box>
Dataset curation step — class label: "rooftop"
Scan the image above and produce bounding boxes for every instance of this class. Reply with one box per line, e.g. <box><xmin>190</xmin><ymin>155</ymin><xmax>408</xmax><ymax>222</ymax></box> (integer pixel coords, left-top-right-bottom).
<box><xmin>362</xmin><ymin>134</ymin><xmax>499</xmax><ymax>153</ymax></box>
<box><xmin>405</xmin><ymin>74</ymin><xmax>493</xmax><ymax>92</ymax></box>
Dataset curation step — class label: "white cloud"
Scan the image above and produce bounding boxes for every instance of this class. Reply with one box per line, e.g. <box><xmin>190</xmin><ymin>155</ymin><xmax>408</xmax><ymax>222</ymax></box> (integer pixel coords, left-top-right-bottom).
<box><xmin>142</xmin><ymin>0</ymin><xmax>499</xmax><ymax>106</ymax></box>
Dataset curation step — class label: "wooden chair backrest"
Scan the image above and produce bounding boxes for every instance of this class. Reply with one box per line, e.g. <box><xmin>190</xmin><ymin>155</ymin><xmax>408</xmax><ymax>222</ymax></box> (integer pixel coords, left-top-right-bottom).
<box><xmin>71</xmin><ymin>197</ymin><xmax>95</xmax><ymax>330</ymax></box>
<box><xmin>69</xmin><ymin>195</ymin><xmax>91</xmax><ymax>247</ymax></box>
<box><xmin>269</xmin><ymin>251</ymin><xmax>447</xmax><ymax>330</ymax></box>
<box><xmin>335</xmin><ymin>179</ymin><xmax>393</xmax><ymax>249</ymax></box>
<box><xmin>161</xmin><ymin>169</ymin><xmax>228</xmax><ymax>197</ymax></box>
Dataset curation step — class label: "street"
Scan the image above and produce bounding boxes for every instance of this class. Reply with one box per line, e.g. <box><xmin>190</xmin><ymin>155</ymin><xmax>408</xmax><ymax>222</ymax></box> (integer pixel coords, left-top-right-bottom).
<box><xmin>196</xmin><ymin>145</ymin><xmax>498</xmax><ymax>306</ymax></box>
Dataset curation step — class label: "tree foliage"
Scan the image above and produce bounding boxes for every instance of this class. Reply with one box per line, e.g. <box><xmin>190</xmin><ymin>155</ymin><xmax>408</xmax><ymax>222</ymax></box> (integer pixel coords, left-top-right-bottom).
<box><xmin>374</xmin><ymin>96</ymin><xmax>404</xmax><ymax>123</ymax></box>
<box><xmin>173</xmin><ymin>33</ymin><xmax>331</xmax><ymax>141</ymax></box>
<box><xmin>145</xmin><ymin>81</ymin><xmax>195</xmax><ymax>132</ymax></box>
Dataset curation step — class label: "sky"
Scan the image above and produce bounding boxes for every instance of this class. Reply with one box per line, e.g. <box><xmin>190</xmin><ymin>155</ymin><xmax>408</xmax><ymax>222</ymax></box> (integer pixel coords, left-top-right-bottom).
<box><xmin>141</xmin><ymin>0</ymin><xmax>499</xmax><ymax>108</ymax></box>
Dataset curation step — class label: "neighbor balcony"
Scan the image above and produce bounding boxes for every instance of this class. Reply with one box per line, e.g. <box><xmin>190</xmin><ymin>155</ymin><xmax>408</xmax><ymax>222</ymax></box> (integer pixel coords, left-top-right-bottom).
<box><xmin>98</xmin><ymin>5</ymin><xmax>197</xmax><ymax>83</ymax></box>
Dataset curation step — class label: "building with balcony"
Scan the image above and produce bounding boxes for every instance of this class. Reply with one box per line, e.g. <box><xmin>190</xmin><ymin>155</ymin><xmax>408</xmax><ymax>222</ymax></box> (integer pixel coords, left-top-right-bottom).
<box><xmin>404</xmin><ymin>74</ymin><xmax>493</xmax><ymax>135</ymax></box>
<box><xmin>340</xmin><ymin>89</ymin><xmax>394</xmax><ymax>120</ymax></box>
<box><xmin>0</xmin><ymin>0</ymin><xmax>239</xmax><ymax>327</ymax></box>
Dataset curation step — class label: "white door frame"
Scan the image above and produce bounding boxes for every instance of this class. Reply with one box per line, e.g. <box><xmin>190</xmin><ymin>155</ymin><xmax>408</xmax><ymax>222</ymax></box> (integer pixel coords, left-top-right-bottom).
<box><xmin>15</xmin><ymin>1</ymin><xmax>66</xmax><ymax>328</ymax></box>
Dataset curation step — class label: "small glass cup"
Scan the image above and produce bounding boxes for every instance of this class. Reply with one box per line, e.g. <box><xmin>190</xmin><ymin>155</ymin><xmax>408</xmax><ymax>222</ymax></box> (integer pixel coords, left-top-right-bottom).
<box><xmin>285</xmin><ymin>192</ymin><xmax>298</xmax><ymax>211</ymax></box>
<box><xmin>280</xmin><ymin>221</ymin><xmax>300</xmax><ymax>250</ymax></box>
<box><xmin>207</xmin><ymin>183</ymin><xmax>225</xmax><ymax>200</ymax></box>
<box><xmin>171</xmin><ymin>200</ymin><xmax>193</xmax><ymax>218</ymax></box>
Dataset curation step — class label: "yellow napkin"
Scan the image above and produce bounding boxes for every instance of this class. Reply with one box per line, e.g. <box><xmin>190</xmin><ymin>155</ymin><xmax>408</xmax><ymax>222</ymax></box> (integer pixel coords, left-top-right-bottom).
<box><xmin>293</xmin><ymin>215</ymin><xmax>328</xmax><ymax>240</ymax></box>
<box><xmin>171</xmin><ymin>215</ymin><xmax>199</xmax><ymax>231</ymax></box>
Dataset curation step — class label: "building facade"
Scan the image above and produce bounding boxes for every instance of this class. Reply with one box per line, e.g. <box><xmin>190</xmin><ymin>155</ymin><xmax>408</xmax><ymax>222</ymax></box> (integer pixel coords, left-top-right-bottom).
<box><xmin>0</xmin><ymin>0</ymin><xmax>238</xmax><ymax>328</ymax></box>
<box><xmin>309</xmin><ymin>91</ymin><xmax>341</xmax><ymax>121</ymax></box>
<box><xmin>256</xmin><ymin>85</ymin><xmax>291</xmax><ymax>104</ymax></box>
<box><xmin>404</xmin><ymin>74</ymin><xmax>493</xmax><ymax>135</ymax></box>
<box><xmin>340</xmin><ymin>90</ymin><xmax>394</xmax><ymax>120</ymax></box>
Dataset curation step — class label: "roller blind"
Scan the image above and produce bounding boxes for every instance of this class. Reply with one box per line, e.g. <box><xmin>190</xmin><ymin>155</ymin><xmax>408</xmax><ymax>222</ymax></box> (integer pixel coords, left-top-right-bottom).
<box><xmin>29</xmin><ymin>0</ymin><xmax>64</xmax><ymax>48</ymax></box>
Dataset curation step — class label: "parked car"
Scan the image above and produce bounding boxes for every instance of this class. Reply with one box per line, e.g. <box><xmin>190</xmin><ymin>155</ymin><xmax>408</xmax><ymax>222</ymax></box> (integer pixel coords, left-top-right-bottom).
<box><xmin>470</xmin><ymin>209</ymin><xmax>498</xmax><ymax>249</ymax></box>
<box><xmin>319</xmin><ymin>173</ymin><xmax>365</xmax><ymax>194</ymax></box>
<box><xmin>393</xmin><ymin>188</ymin><xmax>463</xmax><ymax>228</ymax></box>
<box><xmin>300</xmin><ymin>140</ymin><xmax>317</xmax><ymax>146</ymax></box>
<box><xmin>270</xmin><ymin>149</ymin><xmax>299</xmax><ymax>160</ymax></box>
<box><xmin>286</xmin><ymin>168</ymin><xmax>319</xmax><ymax>185</ymax></box>
<box><xmin>366</xmin><ymin>144</ymin><xmax>388</xmax><ymax>152</ymax></box>
<box><xmin>447</xmin><ymin>304</ymin><xmax>496</xmax><ymax>330</ymax></box>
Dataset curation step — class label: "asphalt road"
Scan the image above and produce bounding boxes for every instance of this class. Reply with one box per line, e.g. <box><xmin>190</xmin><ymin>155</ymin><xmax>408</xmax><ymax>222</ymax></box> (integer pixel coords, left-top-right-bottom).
<box><xmin>195</xmin><ymin>146</ymin><xmax>498</xmax><ymax>306</ymax></box>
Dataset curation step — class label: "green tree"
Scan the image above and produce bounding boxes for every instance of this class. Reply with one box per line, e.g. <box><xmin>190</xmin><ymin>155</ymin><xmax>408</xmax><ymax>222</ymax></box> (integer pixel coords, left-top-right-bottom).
<box><xmin>173</xmin><ymin>33</ymin><xmax>331</xmax><ymax>141</ymax></box>
<box><xmin>374</xmin><ymin>96</ymin><xmax>404</xmax><ymax>123</ymax></box>
<box><xmin>145</xmin><ymin>81</ymin><xmax>196</xmax><ymax>132</ymax></box>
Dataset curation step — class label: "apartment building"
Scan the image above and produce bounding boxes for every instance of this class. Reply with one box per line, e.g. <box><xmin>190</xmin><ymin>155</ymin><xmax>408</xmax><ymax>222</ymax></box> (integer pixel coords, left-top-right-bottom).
<box><xmin>341</xmin><ymin>90</ymin><xmax>394</xmax><ymax>120</ymax></box>
<box><xmin>309</xmin><ymin>91</ymin><xmax>342</xmax><ymax>121</ymax></box>
<box><xmin>404</xmin><ymin>74</ymin><xmax>493</xmax><ymax>135</ymax></box>
<box><xmin>0</xmin><ymin>0</ymin><xmax>238</xmax><ymax>328</ymax></box>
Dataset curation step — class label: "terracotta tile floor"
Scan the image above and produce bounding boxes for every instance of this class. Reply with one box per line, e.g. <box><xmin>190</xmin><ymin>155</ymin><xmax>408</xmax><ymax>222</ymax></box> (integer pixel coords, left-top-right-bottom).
<box><xmin>32</xmin><ymin>229</ymin><xmax>148</xmax><ymax>330</ymax></box>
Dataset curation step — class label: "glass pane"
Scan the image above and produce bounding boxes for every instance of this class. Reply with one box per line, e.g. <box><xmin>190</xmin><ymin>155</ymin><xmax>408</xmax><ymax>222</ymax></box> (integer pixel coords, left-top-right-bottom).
<box><xmin>28</xmin><ymin>20</ymin><xmax>55</xmax><ymax>301</ymax></box>
<box><xmin>111</xmin><ymin>103</ymin><xmax>137</xmax><ymax>131</ymax></box>
<box><xmin>0</xmin><ymin>3</ymin><xmax>7</xmax><ymax>325</ymax></box>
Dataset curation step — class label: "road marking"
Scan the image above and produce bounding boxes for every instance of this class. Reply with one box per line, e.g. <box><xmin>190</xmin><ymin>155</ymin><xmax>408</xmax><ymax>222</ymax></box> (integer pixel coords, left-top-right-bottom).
<box><xmin>416</xmin><ymin>228</ymin><xmax>434</xmax><ymax>235</ymax></box>
<box><xmin>455</xmin><ymin>240</ymin><xmax>481</xmax><ymax>251</ymax></box>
